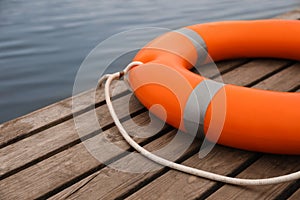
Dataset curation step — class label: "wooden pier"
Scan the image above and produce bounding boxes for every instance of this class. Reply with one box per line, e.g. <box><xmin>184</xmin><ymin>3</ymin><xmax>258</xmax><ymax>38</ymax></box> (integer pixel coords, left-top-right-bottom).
<box><xmin>1</xmin><ymin>9</ymin><xmax>300</xmax><ymax>200</ymax></box>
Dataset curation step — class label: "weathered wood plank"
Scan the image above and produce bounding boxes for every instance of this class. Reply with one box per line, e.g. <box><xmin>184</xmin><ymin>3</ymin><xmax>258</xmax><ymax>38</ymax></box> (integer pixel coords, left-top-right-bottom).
<box><xmin>206</xmin><ymin>155</ymin><xmax>300</xmax><ymax>200</ymax></box>
<box><xmin>0</xmin><ymin>81</ymin><xmax>128</xmax><ymax>148</ymax></box>
<box><xmin>0</xmin><ymin>91</ymin><xmax>143</xmax><ymax>178</ymax></box>
<box><xmin>196</xmin><ymin>59</ymin><xmax>248</xmax><ymax>78</ymax></box>
<box><xmin>50</xmin><ymin>59</ymin><xmax>295</xmax><ymax>199</ymax></box>
<box><xmin>53</xmin><ymin>131</ymin><xmax>199</xmax><ymax>200</ymax></box>
<box><xmin>0</xmin><ymin>112</ymin><xmax>169</xmax><ymax>199</ymax></box>
<box><xmin>221</xmin><ymin>59</ymin><xmax>291</xmax><ymax>86</ymax></box>
<box><xmin>123</xmin><ymin>147</ymin><xmax>254</xmax><ymax>200</ymax></box>
<box><xmin>0</xmin><ymin>142</ymin><xmax>102</xmax><ymax>200</ymax></box>
<box><xmin>253</xmin><ymin>63</ymin><xmax>300</xmax><ymax>91</ymax></box>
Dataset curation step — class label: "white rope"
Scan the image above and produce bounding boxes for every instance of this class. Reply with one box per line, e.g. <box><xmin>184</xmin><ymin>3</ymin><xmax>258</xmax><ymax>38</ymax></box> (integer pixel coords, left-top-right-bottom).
<box><xmin>98</xmin><ymin>61</ymin><xmax>300</xmax><ymax>186</ymax></box>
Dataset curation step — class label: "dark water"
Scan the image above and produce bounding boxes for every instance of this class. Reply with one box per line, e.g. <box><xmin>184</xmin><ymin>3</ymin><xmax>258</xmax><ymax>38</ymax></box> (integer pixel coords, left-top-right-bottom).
<box><xmin>0</xmin><ymin>0</ymin><xmax>298</xmax><ymax>123</ymax></box>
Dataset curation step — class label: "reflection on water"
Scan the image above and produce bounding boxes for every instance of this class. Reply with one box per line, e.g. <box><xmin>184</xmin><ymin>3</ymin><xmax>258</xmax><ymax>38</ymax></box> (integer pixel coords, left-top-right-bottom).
<box><xmin>0</xmin><ymin>0</ymin><xmax>298</xmax><ymax>123</ymax></box>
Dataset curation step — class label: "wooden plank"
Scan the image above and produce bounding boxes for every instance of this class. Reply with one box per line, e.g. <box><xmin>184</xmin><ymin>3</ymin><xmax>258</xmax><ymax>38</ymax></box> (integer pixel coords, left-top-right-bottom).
<box><xmin>196</xmin><ymin>59</ymin><xmax>248</xmax><ymax>78</ymax></box>
<box><xmin>221</xmin><ymin>59</ymin><xmax>291</xmax><ymax>86</ymax></box>
<box><xmin>52</xmin><ymin>131</ymin><xmax>199</xmax><ymax>200</ymax></box>
<box><xmin>206</xmin><ymin>155</ymin><xmax>300</xmax><ymax>200</ymax></box>
<box><xmin>0</xmin><ymin>91</ymin><xmax>143</xmax><ymax>178</ymax></box>
<box><xmin>121</xmin><ymin>147</ymin><xmax>254</xmax><ymax>200</ymax></box>
<box><xmin>0</xmin><ymin>112</ymin><xmax>171</xmax><ymax>199</ymax></box>
<box><xmin>253</xmin><ymin>63</ymin><xmax>300</xmax><ymax>91</ymax></box>
<box><xmin>0</xmin><ymin>81</ymin><xmax>128</xmax><ymax>148</ymax></box>
<box><xmin>50</xmin><ymin>59</ymin><xmax>294</xmax><ymax>199</ymax></box>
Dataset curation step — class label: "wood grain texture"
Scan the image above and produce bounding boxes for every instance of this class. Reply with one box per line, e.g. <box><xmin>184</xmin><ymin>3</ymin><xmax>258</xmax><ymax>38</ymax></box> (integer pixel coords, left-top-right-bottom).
<box><xmin>0</xmin><ymin>92</ymin><xmax>143</xmax><ymax>177</ymax></box>
<box><xmin>195</xmin><ymin>59</ymin><xmax>248</xmax><ymax>78</ymax></box>
<box><xmin>52</xmin><ymin>131</ymin><xmax>199</xmax><ymax>200</ymax></box>
<box><xmin>221</xmin><ymin>59</ymin><xmax>291</xmax><ymax>86</ymax></box>
<box><xmin>0</xmin><ymin>111</ymin><xmax>168</xmax><ymax>199</ymax></box>
<box><xmin>0</xmin><ymin>81</ymin><xmax>128</xmax><ymax>148</ymax></box>
<box><xmin>126</xmin><ymin>147</ymin><xmax>254</xmax><ymax>200</ymax></box>
<box><xmin>206</xmin><ymin>155</ymin><xmax>300</xmax><ymax>200</ymax></box>
<box><xmin>253</xmin><ymin>63</ymin><xmax>300</xmax><ymax>91</ymax></box>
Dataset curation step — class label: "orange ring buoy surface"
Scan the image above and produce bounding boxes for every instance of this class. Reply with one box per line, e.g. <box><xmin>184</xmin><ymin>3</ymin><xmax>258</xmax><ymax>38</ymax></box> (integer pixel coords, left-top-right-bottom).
<box><xmin>128</xmin><ymin>20</ymin><xmax>300</xmax><ymax>155</ymax></box>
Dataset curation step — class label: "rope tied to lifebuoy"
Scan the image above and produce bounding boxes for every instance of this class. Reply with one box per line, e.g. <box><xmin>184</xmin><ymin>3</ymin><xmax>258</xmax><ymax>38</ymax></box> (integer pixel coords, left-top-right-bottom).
<box><xmin>98</xmin><ymin>61</ymin><xmax>300</xmax><ymax>186</ymax></box>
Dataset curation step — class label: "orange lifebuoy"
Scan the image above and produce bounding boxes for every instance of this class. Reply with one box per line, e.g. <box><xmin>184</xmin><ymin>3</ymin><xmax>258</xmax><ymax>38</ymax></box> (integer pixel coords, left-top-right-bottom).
<box><xmin>127</xmin><ymin>20</ymin><xmax>300</xmax><ymax>155</ymax></box>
